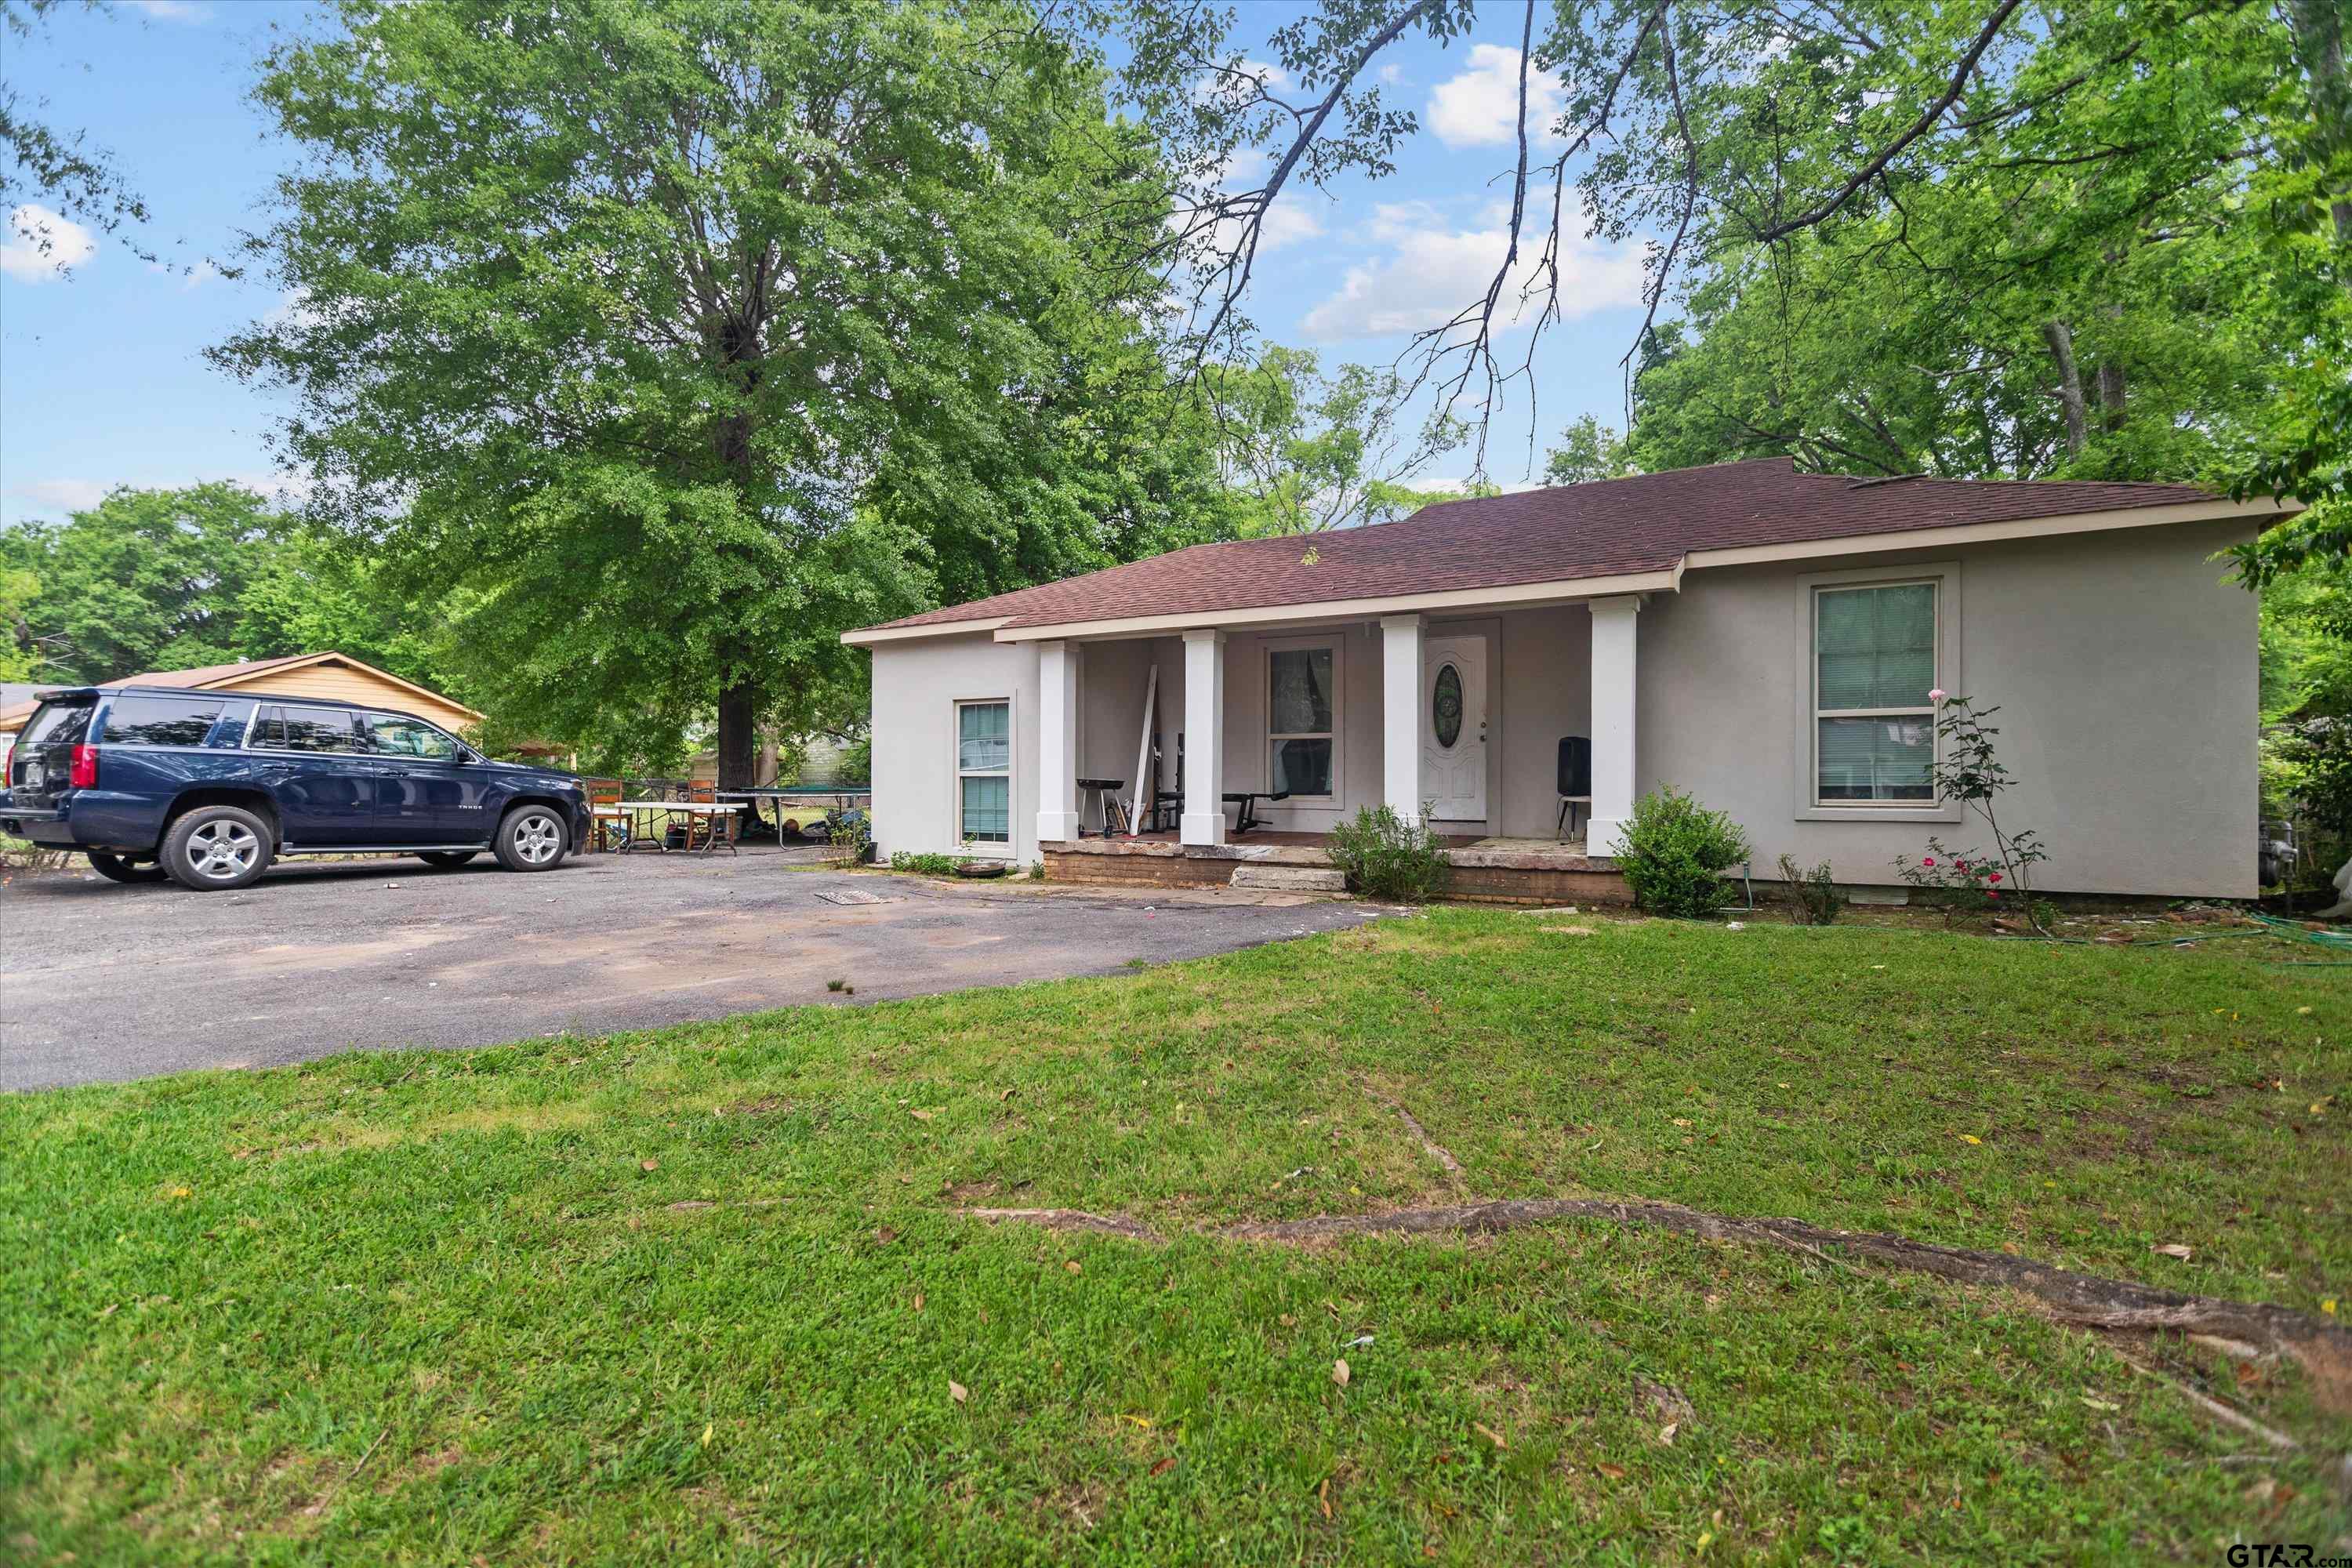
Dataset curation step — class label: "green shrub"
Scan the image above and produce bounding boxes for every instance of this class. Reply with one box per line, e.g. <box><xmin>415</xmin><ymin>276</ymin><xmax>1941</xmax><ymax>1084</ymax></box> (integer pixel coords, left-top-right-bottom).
<box><xmin>1324</xmin><ymin>804</ymin><xmax>1451</xmax><ymax>902</ymax></box>
<box><xmin>888</xmin><ymin>850</ymin><xmax>959</xmax><ymax>877</ymax></box>
<box><xmin>1777</xmin><ymin>853</ymin><xmax>1842</xmax><ymax>925</ymax></box>
<box><xmin>1617</xmin><ymin>787</ymin><xmax>1751</xmax><ymax>917</ymax></box>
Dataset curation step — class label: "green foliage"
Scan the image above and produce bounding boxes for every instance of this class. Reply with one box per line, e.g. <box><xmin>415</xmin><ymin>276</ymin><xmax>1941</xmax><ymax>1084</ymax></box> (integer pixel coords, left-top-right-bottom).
<box><xmin>1617</xmin><ymin>787</ymin><xmax>1750</xmax><ymax>918</ymax></box>
<box><xmin>215</xmin><ymin>0</ymin><xmax>1231</xmax><ymax>782</ymax></box>
<box><xmin>0</xmin><ymin>564</ymin><xmax>38</xmax><ymax>681</ymax></box>
<box><xmin>1205</xmin><ymin>346</ymin><xmax>1465</xmax><ymax>535</ymax></box>
<box><xmin>1776</xmin><ymin>855</ymin><xmax>1841</xmax><ymax>926</ymax></box>
<box><xmin>2272</xmin><ymin>717</ymin><xmax>2352</xmax><ymax>840</ymax></box>
<box><xmin>1323</xmin><ymin>803</ymin><xmax>1450</xmax><ymax>902</ymax></box>
<box><xmin>0</xmin><ymin>485</ymin><xmax>460</xmax><ymax>696</ymax></box>
<box><xmin>1542</xmin><ymin>415</ymin><xmax>1634</xmax><ymax>487</ymax></box>
<box><xmin>888</xmin><ymin>851</ymin><xmax>960</xmax><ymax>878</ymax></box>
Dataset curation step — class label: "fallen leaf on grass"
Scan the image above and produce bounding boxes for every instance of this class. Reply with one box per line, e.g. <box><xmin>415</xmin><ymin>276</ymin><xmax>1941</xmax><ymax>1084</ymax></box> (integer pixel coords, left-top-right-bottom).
<box><xmin>2152</xmin><ymin>1243</ymin><xmax>2193</xmax><ymax>1261</ymax></box>
<box><xmin>1595</xmin><ymin>1463</ymin><xmax>1627</xmax><ymax>1480</ymax></box>
<box><xmin>909</xmin><ymin>1108</ymin><xmax>936</xmax><ymax>1122</ymax></box>
<box><xmin>1150</xmin><ymin>1456</ymin><xmax>1177</xmax><ymax>1477</ymax></box>
<box><xmin>912</xmin><ymin>1293</ymin><xmax>924</xmax><ymax>1313</ymax></box>
<box><xmin>2081</xmin><ymin>1395</ymin><xmax>2119</xmax><ymax>1411</ymax></box>
<box><xmin>1064</xmin><ymin>1260</ymin><xmax>1082</xmax><ymax>1276</ymax></box>
<box><xmin>699</xmin><ymin>1423</ymin><xmax>713</xmax><ymax>1447</ymax></box>
<box><xmin>639</xmin><ymin>1160</ymin><xmax>658</xmax><ymax>1172</ymax></box>
<box><xmin>1657</xmin><ymin>1422</ymin><xmax>1679</xmax><ymax>1446</ymax></box>
<box><xmin>1318</xmin><ymin>1479</ymin><xmax>1332</xmax><ymax>1519</ymax></box>
<box><xmin>1958</xmin><ymin>1134</ymin><xmax>1982</xmax><ymax>1145</ymax></box>
<box><xmin>948</xmin><ymin>1380</ymin><xmax>968</xmax><ymax>1404</ymax></box>
<box><xmin>874</xmin><ymin>1226</ymin><xmax>898</xmax><ymax>1246</ymax></box>
<box><xmin>1331</xmin><ymin>1359</ymin><xmax>1351</xmax><ymax>1388</ymax></box>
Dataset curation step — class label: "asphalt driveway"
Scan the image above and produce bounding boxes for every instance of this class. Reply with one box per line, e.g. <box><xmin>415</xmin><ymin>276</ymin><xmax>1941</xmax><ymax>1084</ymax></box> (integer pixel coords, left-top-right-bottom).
<box><xmin>0</xmin><ymin>851</ymin><xmax>1382</xmax><ymax>1091</ymax></box>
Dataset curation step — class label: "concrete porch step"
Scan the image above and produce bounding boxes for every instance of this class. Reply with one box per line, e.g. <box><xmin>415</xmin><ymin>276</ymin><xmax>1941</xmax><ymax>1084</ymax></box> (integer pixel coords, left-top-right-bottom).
<box><xmin>1230</xmin><ymin>864</ymin><xmax>1348</xmax><ymax>893</ymax></box>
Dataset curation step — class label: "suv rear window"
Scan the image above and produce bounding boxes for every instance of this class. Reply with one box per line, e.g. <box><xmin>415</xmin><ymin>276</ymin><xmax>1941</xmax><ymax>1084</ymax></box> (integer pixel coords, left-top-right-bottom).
<box><xmin>19</xmin><ymin>699</ymin><xmax>94</xmax><ymax>747</ymax></box>
<box><xmin>101</xmin><ymin>695</ymin><xmax>225</xmax><ymax>747</ymax></box>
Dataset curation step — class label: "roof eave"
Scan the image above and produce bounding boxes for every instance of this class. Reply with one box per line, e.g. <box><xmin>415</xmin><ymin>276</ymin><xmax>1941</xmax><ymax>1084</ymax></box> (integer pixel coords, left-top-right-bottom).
<box><xmin>840</xmin><ymin>615</ymin><xmax>1014</xmax><ymax>648</ymax></box>
<box><xmin>987</xmin><ymin>567</ymin><xmax>1684</xmax><ymax>642</ymax></box>
<box><xmin>1683</xmin><ymin>493</ymin><xmax>2298</xmax><ymax>571</ymax></box>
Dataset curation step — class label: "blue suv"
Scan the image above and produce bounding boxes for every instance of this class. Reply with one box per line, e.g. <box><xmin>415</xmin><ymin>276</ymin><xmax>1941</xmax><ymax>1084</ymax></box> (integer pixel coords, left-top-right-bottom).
<box><xmin>0</xmin><ymin>684</ymin><xmax>590</xmax><ymax>891</ymax></box>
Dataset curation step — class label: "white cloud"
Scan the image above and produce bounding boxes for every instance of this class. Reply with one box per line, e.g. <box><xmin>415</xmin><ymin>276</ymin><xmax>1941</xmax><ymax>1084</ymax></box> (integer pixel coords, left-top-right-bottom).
<box><xmin>122</xmin><ymin>1</ymin><xmax>209</xmax><ymax>20</ymax></box>
<box><xmin>1425</xmin><ymin>44</ymin><xmax>1564</xmax><ymax>149</ymax></box>
<box><xmin>1377</xmin><ymin>63</ymin><xmax>1406</xmax><ymax>87</ymax></box>
<box><xmin>8</xmin><ymin>470</ymin><xmax>314</xmax><ymax>518</ymax></box>
<box><xmin>11</xmin><ymin>478</ymin><xmax>114</xmax><ymax>514</ymax></box>
<box><xmin>1300</xmin><ymin>216</ymin><xmax>1644</xmax><ymax>343</ymax></box>
<box><xmin>2</xmin><ymin>205</ymin><xmax>97</xmax><ymax>283</ymax></box>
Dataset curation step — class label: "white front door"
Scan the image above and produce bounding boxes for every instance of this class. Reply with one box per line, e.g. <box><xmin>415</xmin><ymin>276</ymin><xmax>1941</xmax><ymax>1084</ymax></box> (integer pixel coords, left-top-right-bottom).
<box><xmin>1421</xmin><ymin>634</ymin><xmax>1487</xmax><ymax>821</ymax></box>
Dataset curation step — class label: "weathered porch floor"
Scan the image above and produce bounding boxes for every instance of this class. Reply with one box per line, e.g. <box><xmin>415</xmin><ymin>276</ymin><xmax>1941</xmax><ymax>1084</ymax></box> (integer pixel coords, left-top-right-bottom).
<box><xmin>1044</xmin><ymin>830</ymin><xmax>1628</xmax><ymax>904</ymax></box>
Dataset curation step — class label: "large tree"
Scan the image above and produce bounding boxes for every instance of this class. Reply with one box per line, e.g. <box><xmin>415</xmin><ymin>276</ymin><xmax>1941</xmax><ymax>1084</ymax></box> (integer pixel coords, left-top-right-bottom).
<box><xmin>216</xmin><ymin>0</ymin><xmax>1224</xmax><ymax>786</ymax></box>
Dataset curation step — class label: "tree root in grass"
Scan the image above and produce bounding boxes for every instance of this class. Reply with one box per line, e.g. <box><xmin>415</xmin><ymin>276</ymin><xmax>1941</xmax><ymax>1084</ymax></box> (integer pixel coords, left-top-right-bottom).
<box><xmin>957</xmin><ymin>1195</ymin><xmax>2352</xmax><ymax>1409</ymax></box>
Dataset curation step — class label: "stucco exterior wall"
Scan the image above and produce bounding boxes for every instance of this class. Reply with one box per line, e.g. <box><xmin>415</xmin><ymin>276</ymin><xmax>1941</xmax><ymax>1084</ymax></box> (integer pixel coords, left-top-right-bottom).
<box><xmin>868</xmin><ymin>633</ymin><xmax>1041</xmax><ymax>862</ymax></box>
<box><xmin>1638</xmin><ymin>519</ymin><xmax>2256</xmax><ymax>898</ymax></box>
<box><xmin>862</xmin><ymin>518</ymin><xmax>2253</xmax><ymax>895</ymax></box>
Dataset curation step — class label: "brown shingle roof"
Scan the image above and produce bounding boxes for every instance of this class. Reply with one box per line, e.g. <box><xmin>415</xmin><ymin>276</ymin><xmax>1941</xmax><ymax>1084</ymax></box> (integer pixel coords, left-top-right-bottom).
<box><xmin>860</xmin><ymin>459</ymin><xmax>2217</xmax><ymax>635</ymax></box>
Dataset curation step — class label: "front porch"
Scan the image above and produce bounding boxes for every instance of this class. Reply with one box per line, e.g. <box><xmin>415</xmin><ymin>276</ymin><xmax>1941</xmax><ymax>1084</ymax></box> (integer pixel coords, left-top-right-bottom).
<box><xmin>1025</xmin><ymin>594</ymin><xmax>1646</xmax><ymax>901</ymax></box>
<box><xmin>1043</xmin><ymin>829</ymin><xmax>1628</xmax><ymax>904</ymax></box>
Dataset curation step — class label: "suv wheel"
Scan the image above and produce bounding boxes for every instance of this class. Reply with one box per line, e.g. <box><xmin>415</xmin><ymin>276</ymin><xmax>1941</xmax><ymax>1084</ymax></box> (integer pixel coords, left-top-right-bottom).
<box><xmin>87</xmin><ymin>851</ymin><xmax>169</xmax><ymax>884</ymax></box>
<box><xmin>495</xmin><ymin>804</ymin><xmax>568</xmax><ymax>873</ymax></box>
<box><xmin>161</xmin><ymin>805</ymin><xmax>274</xmax><ymax>891</ymax></box>
<box><xmin>419</xmin><ymin>851</ymin><xmax>477</xmax><ymax>868</ymax></box>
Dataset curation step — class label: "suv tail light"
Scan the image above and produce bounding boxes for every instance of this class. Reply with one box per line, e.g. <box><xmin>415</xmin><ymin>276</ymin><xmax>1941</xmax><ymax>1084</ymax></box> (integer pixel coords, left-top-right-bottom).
<box><xmin>69</xmin><ymin>743</ymin><xmax>98</xmax><ymax>789</ymax></box>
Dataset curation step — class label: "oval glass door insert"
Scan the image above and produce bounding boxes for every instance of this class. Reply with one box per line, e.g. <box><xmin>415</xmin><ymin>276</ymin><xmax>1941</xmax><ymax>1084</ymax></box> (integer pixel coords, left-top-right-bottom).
<box><xmin>1432</xmin><ymin>663</ymin><xmax>1464</xmax><ymax>748</ymax></box>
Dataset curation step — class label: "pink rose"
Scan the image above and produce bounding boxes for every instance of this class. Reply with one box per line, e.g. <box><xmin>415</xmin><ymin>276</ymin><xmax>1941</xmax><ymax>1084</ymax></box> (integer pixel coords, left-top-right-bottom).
<box><xmin>1929</xmin><ymin>688</ymin><xmax>1947</xmax><ymax>704</ymax></box>
<box><xmin>1987</xmin><ymin>887</ymin><xmax>1999</xmax><ymax>899</ymax></box>
<box><xmin>1955</xmin><ymin>858</ymin><xmax>1968</xmax><ymax>871</ymax></box>
<box><xmin>1987</xmin><ymin>870</ymin><xmax>2002</xmax><ymax>884</ymax></box>
<box><xmin>1922</xmin><ymin>855</ymin><xmax>1936</xmax><ymax>868</ymax></box>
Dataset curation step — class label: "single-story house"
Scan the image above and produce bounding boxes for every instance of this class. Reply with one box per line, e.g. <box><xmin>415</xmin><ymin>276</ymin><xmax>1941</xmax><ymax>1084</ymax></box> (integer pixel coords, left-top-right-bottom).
<box><xmin>0</xmin><ymin>651</ymin><xmax>483</xmax><ymax>739</ymax></box>
<box><xmin>844</xmin><ymin>459</ymin><xmax>2296</xmax><ymax>902</ymax></box>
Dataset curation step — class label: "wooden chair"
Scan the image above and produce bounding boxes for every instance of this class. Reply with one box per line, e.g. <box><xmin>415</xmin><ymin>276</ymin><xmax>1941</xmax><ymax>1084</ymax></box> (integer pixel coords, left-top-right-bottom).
<box><xmin>684</xmin><ymin>779</ymin><xmax>737</xmax><ymax>855</ymax></box>
<box><xmin>584</xmin><ymin>777</ymin><xmax>625</xmax><ymax>852</ymax></box>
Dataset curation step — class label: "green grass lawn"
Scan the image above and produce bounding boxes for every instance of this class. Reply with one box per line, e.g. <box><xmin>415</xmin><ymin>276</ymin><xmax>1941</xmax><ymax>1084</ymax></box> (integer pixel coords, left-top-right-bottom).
<box><xmin>3</xmin><ymin>909</ymin><xmax>2347</xmax><ymax>1563</ymax></box>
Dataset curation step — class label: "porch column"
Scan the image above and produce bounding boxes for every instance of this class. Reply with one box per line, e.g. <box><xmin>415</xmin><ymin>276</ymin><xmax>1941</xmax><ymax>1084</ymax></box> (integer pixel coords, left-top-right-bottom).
<box><xmin>1179</xmin><ymin>629</ymin><xmax>1226</xmax><ymax>846</ymax></box>
<box><xmin>1036</xmin><ymin>640</ymin><xmax>1081</xmax><ymax>844</ymax></box>
<box><xmin>1380</xmin><ymin>614</ymin><xmax>1424</xmax><ymax>823</ymax></box>
<box><xmin>1587</xmin><ymin>594</ymin><xmax>1642</xmax><ymax>856</ymax></box>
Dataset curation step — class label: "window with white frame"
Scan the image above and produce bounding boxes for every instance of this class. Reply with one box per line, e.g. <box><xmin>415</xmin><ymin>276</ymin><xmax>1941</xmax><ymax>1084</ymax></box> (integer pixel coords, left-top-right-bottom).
<box><xmin>1267</xmin><ymin>644</ymin><xmax>1336</xmax><ymax>797</ymax></box>
<box><xmin>956</xmin><ymin>699</ymin><xmax>1011</xmax><ymax>844</ymax></box>
<box><xmin>1813</xmin><ymin>581</ymin><xmax>1937</xmax><ymax>804</ymax></box>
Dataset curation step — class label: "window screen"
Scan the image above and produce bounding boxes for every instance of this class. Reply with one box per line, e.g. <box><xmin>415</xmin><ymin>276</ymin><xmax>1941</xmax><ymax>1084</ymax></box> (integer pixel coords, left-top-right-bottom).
<box><xmin>956</xmin><ymin>701</ymin><xmax>1011</xmax><ymax>843</ymax></box>
<box><xmin>1814</xmin><ymin>583</ymin><xmax>1936</xmax><ymax>803</ymax></box>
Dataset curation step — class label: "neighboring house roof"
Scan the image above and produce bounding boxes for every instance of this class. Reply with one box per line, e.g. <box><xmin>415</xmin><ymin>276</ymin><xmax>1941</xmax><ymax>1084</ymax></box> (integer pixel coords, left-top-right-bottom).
<box><xmin>848</xmin><ymin>458</ymin><xmax>2280</xmax><ymax>644</ymax></box>
<box><xmin>0</xmin><ymin>651</ymin><xmax>484</xmax><ymax>731</ymax></box>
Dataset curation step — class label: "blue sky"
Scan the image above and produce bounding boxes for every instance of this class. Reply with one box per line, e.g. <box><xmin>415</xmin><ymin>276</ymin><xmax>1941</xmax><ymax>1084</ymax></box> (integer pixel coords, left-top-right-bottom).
<box><xmin>0</xmin><ymin>1</ymin><xmax>1653</xmax><ymax>530</ymax></box>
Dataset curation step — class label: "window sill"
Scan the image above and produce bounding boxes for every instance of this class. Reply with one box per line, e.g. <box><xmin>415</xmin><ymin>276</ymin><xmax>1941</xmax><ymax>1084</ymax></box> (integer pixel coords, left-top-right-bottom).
<box><xmin>959</xmin><ymin>843</ymin><xmax>1014</xmax><ymax>859</ymax></box>
<box><xmin>1795</xmin><ymin>804</ymin><xmax>1962</xmax><ymax>825</ymax></box>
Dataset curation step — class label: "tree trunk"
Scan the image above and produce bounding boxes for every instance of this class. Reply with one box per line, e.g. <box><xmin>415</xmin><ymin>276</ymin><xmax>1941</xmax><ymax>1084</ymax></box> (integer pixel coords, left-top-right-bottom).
<box><xmin>2042</xmin><ymin>319</ymin><xmax>2089</xmax><ymax>456</ymax></box>
<box><xmin>717</xmin><ymin>673</ymin><xmax>758</xmax><ymax>790</ymax></box>
<box><xmin>2096</xmin><ymin>358</ymin><xmax>2127</xmax><ymax>434</ymax></box>
<box><xmin>2286</xmin><ymin>0</ymin><xmax>2352</xmax><ymax>251</ymax></box>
